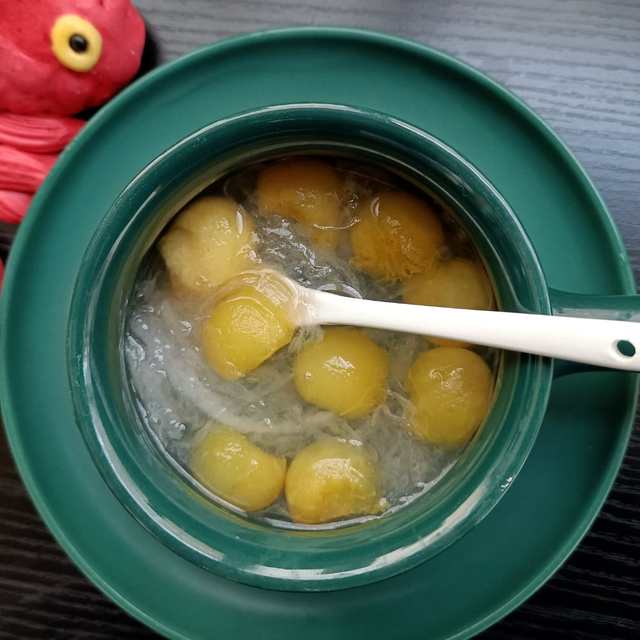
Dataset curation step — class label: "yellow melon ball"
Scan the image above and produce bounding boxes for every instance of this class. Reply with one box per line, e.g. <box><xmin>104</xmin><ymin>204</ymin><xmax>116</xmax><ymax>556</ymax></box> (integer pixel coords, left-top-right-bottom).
<box><xmin>201</xmin><ymin>271</ymin><xmax>295</xmax><ymax>380</ymax></box>
<box><xmin>293</xmin><ymin>327</ymin><xmax>389</xmax><ymax>418</ymax></box>
<box><xmin>403</xmin><ymin>258</ymin><xmax>494</xmax><ymax>347</ymax></box>
<box><xmin>350</xmin><ymin>191</ymin><xmax>444</xmax><ymax>281</ymax></box>
<box><xmin>256</xmin><ymin>158</ymin><xmax>342</xmax><ymax>248</ymax></box>
<box><xmin>190</xmin><ymin>426</ymin><xmax>286</xmax><ymax>512</ymax></box>
<box><xmin>406</xmin><ymin>347</ymin><xmax>493</xmax><ymax>447</ymax></box>
<box><xmin>158</xmin><ymin>196</ymin><xmax>257</xmax><ymax>295</ymax></box>
<box><xmin>285</xmin><ymin>438</ymin><xmax>383</xmax><ymax>524</ymax></box>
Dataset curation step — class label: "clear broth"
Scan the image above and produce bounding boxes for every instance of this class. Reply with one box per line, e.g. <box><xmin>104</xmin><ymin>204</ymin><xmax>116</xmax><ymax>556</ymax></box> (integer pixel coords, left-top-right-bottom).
<box><xmin>124</xmin><ymin>156</ymin><xmax>499</xmax><ymax>528</ymax></box>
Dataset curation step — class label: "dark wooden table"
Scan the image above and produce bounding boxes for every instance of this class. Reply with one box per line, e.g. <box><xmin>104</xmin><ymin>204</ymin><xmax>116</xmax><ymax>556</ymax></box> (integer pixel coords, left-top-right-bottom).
<box><xmin>1</xmin><ymin>1</ymin><xmax>639</xmax><ymax>638</ymax></box>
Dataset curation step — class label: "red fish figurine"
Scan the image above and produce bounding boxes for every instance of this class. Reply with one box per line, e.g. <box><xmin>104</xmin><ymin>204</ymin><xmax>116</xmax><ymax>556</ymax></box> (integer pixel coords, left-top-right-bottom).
<box><xmin>0</xmin><ymin>0</ymin><xmax>145</xmax><ymax>226</ymax></box>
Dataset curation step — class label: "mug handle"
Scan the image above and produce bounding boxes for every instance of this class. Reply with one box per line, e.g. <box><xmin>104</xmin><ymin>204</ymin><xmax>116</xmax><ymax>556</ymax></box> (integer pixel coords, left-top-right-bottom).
<box><xmin>550</xmin><ymin>288</ymin><xmax>640</xmax><ymax>377</ymax></box>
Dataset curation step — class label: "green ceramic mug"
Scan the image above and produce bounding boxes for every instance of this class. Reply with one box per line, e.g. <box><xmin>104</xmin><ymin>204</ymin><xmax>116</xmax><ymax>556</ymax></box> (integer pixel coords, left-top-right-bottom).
<box><xmin>67</xmin><ymin>104</ymin><xmax>638</xmax><ymax>592</ymax></box>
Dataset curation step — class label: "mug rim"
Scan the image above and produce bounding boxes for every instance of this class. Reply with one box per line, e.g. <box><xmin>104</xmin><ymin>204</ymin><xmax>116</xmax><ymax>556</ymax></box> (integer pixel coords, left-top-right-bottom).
<box><xmin>67</xmin><ymin>103</ymin><xmax>554</xmax><ymax>591</ymax></box>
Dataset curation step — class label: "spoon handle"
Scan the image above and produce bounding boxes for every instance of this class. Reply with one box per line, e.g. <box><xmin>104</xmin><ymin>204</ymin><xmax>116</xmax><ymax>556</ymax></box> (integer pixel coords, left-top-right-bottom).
<box><xmin>301</xmin><ymin>289</ymin><xmax>640</xmax><ymax>371</ymax></box>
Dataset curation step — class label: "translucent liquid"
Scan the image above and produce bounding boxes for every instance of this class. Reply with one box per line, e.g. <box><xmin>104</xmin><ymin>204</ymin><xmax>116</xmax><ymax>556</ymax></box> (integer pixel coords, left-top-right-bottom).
<box><xmin>124</xmin><ymin>156</ymin><xmax>498</xmax><ymax>527</ymax></box>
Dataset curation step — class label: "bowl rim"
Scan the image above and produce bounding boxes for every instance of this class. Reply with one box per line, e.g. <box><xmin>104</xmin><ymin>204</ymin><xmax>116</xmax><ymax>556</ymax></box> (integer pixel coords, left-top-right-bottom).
<box><xmin>67</xmin><ymin>102</ymin><xmax>554</xmax><ymax>591</ymax></box>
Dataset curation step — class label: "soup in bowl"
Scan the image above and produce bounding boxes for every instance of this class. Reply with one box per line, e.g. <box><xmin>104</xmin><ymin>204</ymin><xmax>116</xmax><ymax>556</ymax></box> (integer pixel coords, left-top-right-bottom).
<box><xmin>127</xmin><ymin>154</ymin><xmax>498</xmax><ymax>526</ymax></box>
<box><xmin>69</xmin><ymin>104</ymin><xmax>552</xmax><ymax>590</ymax></box>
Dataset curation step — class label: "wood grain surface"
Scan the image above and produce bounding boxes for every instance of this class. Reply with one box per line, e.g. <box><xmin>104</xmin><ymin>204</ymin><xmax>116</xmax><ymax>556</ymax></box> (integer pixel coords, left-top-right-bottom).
<box><xmin>1</xmin><ymin>1</ymin><xmax>639</xmax><ymax>638</ymax></box>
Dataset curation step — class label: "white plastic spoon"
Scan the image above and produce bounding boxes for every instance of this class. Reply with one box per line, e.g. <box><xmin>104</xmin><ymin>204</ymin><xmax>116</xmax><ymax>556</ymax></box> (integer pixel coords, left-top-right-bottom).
<box><xmin>284</xmin><ymin>278</ymin><xmax>640</xmax><ymax>372</ymax></box>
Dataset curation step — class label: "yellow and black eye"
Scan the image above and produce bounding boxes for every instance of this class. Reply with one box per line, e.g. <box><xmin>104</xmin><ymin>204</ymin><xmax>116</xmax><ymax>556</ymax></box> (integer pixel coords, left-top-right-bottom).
<box><xmin>51</xmin><ymin>15</ymin><xmax>102</xmax><ymax>72</ymax></box>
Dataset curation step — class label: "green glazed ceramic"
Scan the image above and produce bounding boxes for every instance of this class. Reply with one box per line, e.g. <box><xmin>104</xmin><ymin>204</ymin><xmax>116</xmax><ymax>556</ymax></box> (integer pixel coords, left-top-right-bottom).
<box><xmin>1</xmin><ymin>28</ymin><xmax>637</xmax><ymax>639</ymax></box>
<box><xmin>68</xmin><ymin>104</ymin><xmax>552</xmax><ymax>591</ymax></box>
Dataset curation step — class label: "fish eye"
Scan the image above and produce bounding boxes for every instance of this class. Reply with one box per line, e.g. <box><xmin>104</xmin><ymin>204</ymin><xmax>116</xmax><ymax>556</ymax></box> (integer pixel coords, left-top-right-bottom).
<box><xmin>69</xmin><ymin>34</ymin><xmax>89</xmax><ymax>53</ymax></box>
<box><xmin>51</xmin><ymin>15</ymin><xmax>102</xmax><ymax>72</ymax></box>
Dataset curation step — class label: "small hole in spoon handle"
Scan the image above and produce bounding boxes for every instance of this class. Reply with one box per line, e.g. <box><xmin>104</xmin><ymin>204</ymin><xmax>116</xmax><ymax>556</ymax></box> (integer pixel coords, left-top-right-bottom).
<box><xmin>615</xmin><ymin>339</ymin><xmax>636</xmax><ymax>358</ymax></box>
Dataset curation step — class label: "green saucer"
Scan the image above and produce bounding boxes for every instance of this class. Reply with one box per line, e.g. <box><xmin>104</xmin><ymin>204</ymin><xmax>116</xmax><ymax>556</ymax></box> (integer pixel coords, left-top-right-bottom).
<box><xmin>1</xmin><ymin>29</ymin><xmax>637</xmax><ymax>640</ymax></box>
